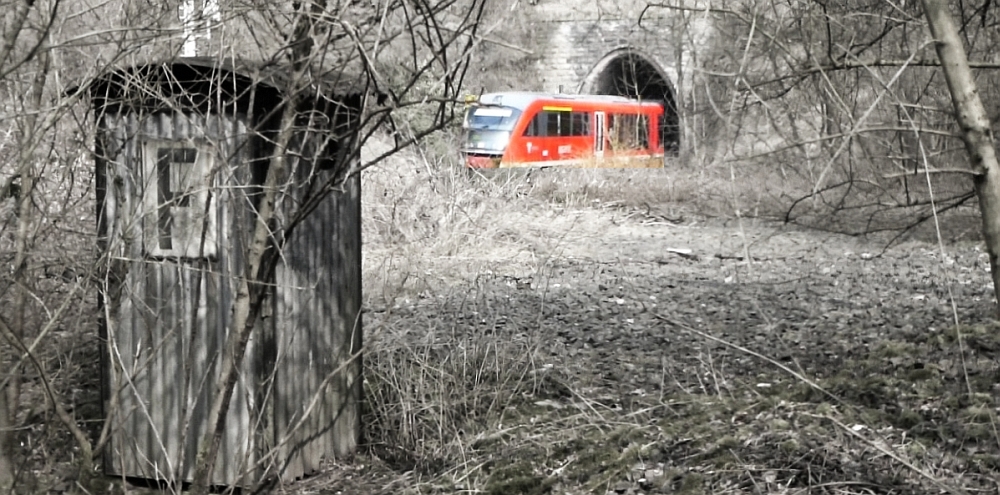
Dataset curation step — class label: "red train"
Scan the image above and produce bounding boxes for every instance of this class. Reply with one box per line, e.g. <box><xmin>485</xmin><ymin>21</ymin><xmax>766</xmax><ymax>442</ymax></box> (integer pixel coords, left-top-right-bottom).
<box><xmin>461</xmin><ymin>92</ymin><xmax>665</xmax><ymax>169</ymax></box>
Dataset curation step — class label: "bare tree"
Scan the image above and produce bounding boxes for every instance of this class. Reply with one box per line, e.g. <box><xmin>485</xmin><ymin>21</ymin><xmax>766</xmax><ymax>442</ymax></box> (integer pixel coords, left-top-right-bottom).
<box><xmin>0</xmin><ymin>0</ymin><xmax>488</xmax><ymax>492</ymax></box>
<box><xmin>920</xmin><ymin>0</ymin><xmax>1000</xmax><ymax>310</ymax></box>
<box><xmin>2</xmin><ymin>0</ymin><xmax>63</xmax><ymax>491</ymax></box>
<box><xmin>641</xmin><ymin>0</ymin><xmax>1000</xmax><ymax>309</ymax></box>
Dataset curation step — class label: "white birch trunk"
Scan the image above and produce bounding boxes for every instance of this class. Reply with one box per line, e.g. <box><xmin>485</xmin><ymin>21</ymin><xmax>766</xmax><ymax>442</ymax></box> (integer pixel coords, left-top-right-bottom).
<box><xmin>921</xmin><ymin>0</ymin><xmax>1000</xmax><ymax>313</ymax></box>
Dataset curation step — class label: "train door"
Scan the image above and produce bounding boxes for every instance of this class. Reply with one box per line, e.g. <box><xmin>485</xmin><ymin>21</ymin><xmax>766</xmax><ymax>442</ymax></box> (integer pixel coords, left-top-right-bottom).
<box><xmin>594</xmin><ymin>111</ymin><xmax>606</xmax><ymax>159</ymax></box>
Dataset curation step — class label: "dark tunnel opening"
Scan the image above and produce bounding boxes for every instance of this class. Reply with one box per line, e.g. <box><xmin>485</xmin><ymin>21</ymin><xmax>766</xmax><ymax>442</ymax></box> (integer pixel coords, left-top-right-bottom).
<box><xmin>589</xmin><ymin>52</ymin><xmax>679</xmax><ymax>154</ymax></box>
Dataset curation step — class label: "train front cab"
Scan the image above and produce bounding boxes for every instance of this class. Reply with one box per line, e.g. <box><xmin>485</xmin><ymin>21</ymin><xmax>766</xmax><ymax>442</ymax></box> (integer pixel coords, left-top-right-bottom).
<box><xmin>461</xmin><ymin>104</ymin><xmax>520</xmax><ymax>169</ymax></box>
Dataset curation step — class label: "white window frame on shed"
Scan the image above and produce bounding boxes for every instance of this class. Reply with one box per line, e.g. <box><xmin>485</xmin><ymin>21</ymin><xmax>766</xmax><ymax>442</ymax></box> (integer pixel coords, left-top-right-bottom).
<box><xmin>141</xmin><ymin>139</ymin><xmax>219</xmax><ymax>259</ymax></box>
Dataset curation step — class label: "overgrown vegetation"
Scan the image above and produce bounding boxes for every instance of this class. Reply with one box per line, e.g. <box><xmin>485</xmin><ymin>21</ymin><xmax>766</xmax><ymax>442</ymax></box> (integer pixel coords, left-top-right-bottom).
<box><xmin>6</xmin><ymin>0</ymin><xmax>1000</xmax><ymax>494</ymax></box>
<box><xmin>334</xmin><ymin>141</ymin><xmax>999</xmax><ymax>494</ymax></box>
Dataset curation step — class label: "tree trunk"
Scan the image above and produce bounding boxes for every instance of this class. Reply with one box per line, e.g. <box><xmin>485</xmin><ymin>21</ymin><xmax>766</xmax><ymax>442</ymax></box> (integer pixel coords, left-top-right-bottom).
<box><xmin>1</xmin><ymin>130</ymin><xmax>34</xmax><ymax>495</ymax></box>
<box><xmin>922</xmin><ymin>0</ymin><xmax>1000</xmax><ymax>312</ymax></box>
<box><xmin>2</xmin><ymin>3</ymin><xmax>45</xmax><ymax>486</ymax></box>
<box><xmin>189</xmin><ymin>5</ymin><xmax>320</xmax><ymax>486</ymax></box>
<box><xmin>0</xmin><ymin>2</ymin><xmax>36</xmax><ymax>489</ymax></box>
<box><xmin>9</xmin><ymin>130</ymin><xmax>35</xmax><ymax>443</ymax></box>
<box><xmin>189</xmin><ymin>93</ymin><xmax>299</xmax><ymax>494</ymax></box>
<box><xmin>0</xmin><ymin>386</ymin><xmax>12</xmax><ymax>493</ymax></box>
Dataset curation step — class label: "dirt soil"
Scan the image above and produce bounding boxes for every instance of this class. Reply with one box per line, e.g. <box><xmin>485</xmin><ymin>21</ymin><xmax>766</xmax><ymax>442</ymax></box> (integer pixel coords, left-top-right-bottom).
<box><xmin>290</xmin><ymin>203</ymin><xmax>1000</xmax><ymax>495</ymax></box>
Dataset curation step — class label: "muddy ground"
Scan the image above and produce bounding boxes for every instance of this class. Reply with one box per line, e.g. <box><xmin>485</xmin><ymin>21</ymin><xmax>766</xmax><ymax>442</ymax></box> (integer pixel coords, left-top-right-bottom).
<box><xmin>287</xmin><ymin>201</ymin><xmax>1000</xmax><ymax>494</ymax></box>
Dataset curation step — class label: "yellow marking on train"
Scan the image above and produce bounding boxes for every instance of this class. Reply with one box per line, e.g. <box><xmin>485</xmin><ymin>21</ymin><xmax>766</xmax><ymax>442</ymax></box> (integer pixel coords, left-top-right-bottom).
<box><xmin>542</xmin><ymin>106</ymin><xmax>573</xmax><ymax>112</ymax></box>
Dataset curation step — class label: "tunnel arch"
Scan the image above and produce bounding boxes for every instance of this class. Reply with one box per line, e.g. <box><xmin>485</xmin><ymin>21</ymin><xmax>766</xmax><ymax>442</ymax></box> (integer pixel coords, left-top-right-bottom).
<box><xmin>581</xmin><ymin>49</ymin><xmax>680</xmax><ymax>153</ymax></box>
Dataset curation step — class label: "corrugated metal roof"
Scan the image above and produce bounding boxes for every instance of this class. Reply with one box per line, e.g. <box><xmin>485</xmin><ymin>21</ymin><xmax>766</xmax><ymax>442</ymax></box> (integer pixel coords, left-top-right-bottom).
<box><xmin>83</xmin><ymin>57</ymin><xmax>371</xmax><ymax>116</ymax></box>
<box><xmin>158</xmin><ymin>57</ymin><xmax>370</xmax><ymax>96</ymax></box>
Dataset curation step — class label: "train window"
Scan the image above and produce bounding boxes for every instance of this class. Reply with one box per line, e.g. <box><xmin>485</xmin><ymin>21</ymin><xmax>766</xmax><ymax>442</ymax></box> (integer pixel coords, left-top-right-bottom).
<box><xmin>524</xmin><ymin>113</ymin><xmax>538</xmax><ymax>136</ymax></box>
<box><xmin>571</xmin><ymin>112</ymin><xmax>590</xmax><ymax>136</ymax></box>
<box><xmin>524</xmin><ymin>110</ymin><xmax>591</xmax><ymax>137</ymax></box>
<box><xmin>466</xmin><ymin>106</ymin><xmax>520</xmax><ymax>130</ymax></box>
<box><xmin>608</xmin><ymin>114</ymin><xmax>650</xmax><ymax>150</ymax></box>
<box><xmin>637</xmin><ymin>115</ymin><xmax>649</xmax><ymax>148</ymax></box>
<box><xmin>547</xmin><ymin>111</ymin><xmax>562</xmax><ymax>136</ymax></box>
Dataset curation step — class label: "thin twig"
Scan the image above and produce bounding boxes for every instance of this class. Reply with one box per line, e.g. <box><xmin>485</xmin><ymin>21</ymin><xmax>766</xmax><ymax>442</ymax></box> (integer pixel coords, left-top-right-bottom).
<box><xmin>653</xmin><ymin>314</ymin><xmax>845</xmax><ymax>407</ymax></box>
<box><xmin>815</xmin><ymin>413</ymin><xmax>969</xmax><ymax>495</ymax></box>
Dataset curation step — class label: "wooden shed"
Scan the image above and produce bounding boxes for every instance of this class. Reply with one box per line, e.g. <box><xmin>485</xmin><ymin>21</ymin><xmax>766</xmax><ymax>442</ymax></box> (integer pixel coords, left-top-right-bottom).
<box><xmin>88</xmin><ymin>58</ymin><xmax>364</xmax><ymax>486</ymax></box>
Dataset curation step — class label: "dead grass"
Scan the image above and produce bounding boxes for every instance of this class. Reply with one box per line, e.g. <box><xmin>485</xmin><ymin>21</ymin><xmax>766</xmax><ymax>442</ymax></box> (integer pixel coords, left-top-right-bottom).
<box><xmin>5</xmin><ymin>128</ymin><xmax>989</xmax><ymax>494</ymax></box>
<box><xmin>350</xmin><ymin>133</ymin><xmax>995</xmax><ymax>495</ymax></box>
<box><xmin>359</xmin><ymin>134</ymin><xmax>798</xmax><ymax>308</ymax></box>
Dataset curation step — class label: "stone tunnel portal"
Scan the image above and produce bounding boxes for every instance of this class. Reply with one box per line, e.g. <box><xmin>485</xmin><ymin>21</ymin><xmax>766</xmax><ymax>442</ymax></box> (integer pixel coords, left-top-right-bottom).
<box><xmin>583</xmin><ymin>51</ymin><xmax>680</xmax><ymax>153</ymax></box>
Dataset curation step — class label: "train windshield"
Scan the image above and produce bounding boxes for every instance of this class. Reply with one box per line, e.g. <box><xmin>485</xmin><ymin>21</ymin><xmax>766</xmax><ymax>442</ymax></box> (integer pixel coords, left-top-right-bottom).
<box><xmin>464</xmin><ymin>105</ymin><xmax>521</xmax><ymax>131</ymax></box>
<box><xmin>463</xmin><ymin>105</ymin><xmax>522</xmax><ymax>153</ymax></box>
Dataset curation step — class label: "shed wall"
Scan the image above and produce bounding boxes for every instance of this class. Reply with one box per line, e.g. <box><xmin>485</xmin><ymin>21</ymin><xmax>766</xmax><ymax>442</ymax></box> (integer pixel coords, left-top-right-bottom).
<box><xmin>269</xmin><ymin>166</ymin><xmax>362</xmax><ymax>478</ymax></box>
<box><xmin>100</xmin><ymin>111</ymin><xmax>259</xmax><ymax>485</ymax></box>
<box><xmin>98</xmin><ymin>107</ymin><xmax>363</xmax><ymax>486</ymax></box>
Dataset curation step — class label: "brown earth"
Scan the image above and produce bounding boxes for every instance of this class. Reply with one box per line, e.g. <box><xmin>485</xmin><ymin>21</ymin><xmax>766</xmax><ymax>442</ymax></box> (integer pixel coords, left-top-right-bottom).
<box><xmin>284</xmin><ymin>184</ymin><xmax>1000</xmax><ymax>495</ymax></box>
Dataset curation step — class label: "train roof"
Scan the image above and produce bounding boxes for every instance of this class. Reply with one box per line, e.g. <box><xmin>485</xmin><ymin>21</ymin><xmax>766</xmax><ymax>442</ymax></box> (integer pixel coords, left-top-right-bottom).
<box><xmin>475</xmin><ymin>92</ymin><xmax>661</xmax><ymax>111</ymax></box>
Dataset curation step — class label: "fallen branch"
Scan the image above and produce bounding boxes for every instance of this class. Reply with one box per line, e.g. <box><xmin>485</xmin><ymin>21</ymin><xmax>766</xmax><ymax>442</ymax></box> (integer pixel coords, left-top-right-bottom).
<box><xmin>666</xmin><ymin>248</ymin><xmax>698</xmax><ymax>261</ymax></box>
<box><xmin>656</xmin><ymin>314</ymin><xmax>970</xmax><ymax>495</ymax></box>
<box><xmin>883</xmin><ymin>167</ymin><xmax>977</xmax><ymax>178</ymax></box>
<box><xmin>654</xmin><ymin>314</ymin><xmax>842</xmax><ymax>405</ymax></box>
<box><xmin>815</xmin><ymin>413</ymin><xmax>969</xmax><ymax>495</ymax></box>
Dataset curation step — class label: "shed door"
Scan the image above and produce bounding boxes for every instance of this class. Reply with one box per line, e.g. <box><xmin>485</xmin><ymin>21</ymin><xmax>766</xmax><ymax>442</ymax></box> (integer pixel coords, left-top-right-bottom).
<box><xmin>142</xmin><ymin>140</ymin><xmax>219</xmax><ymax>259</ymax></box>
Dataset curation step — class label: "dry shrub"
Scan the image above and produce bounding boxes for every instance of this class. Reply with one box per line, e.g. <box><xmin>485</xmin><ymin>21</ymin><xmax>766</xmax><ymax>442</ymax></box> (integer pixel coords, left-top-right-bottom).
<box><xmin>363</xmin><ymin>320</ymin><xmax>540</xmax><ymax>476</ymax></box>
<box><xmin>361</xmin><ymin>134</ymin><xmax>543</xmax><ymax>307</ymax></box>
<box><xmin>360</xmin><ymin>135</ymin><xmax>543</xmax><ymax>486</ymax></box>
<box><xmin>358</xmin><ymin>131</ymin><xmax>811</xmax><ymax>308</ymax></box>
<box><xmin>515</xmin><ymin>160</ymin><xmax>774</xmax><ymax>216</ymax></box>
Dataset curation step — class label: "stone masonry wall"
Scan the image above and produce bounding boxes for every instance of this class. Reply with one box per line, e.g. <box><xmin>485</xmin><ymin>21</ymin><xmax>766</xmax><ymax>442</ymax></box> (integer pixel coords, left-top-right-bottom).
<box><xmin>524</xmin><ymin>0</ymin><xmax>713</xmax><ymax>96</ymax></box>
<box><xmin>536</xmin><ymin>19</ymin><xmax>677</xmax><ymax>93</ymax></box>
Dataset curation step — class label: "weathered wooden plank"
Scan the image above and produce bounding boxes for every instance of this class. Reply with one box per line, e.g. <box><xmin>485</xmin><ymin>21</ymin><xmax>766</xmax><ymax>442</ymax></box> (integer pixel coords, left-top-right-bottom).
<box><xmin>95</xmin><ymin>61</ymin><xmax>364</xmax><ymax>487</ymax></box>
<box><xmin>272</xmin><ymin>163</ymin><xmax>361</xmax><ymax>478</ymax></box>
<box><xmin>103</xmin><ymin>111</ymin><xmax>259</xmax><ymax>485</ymax></box>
